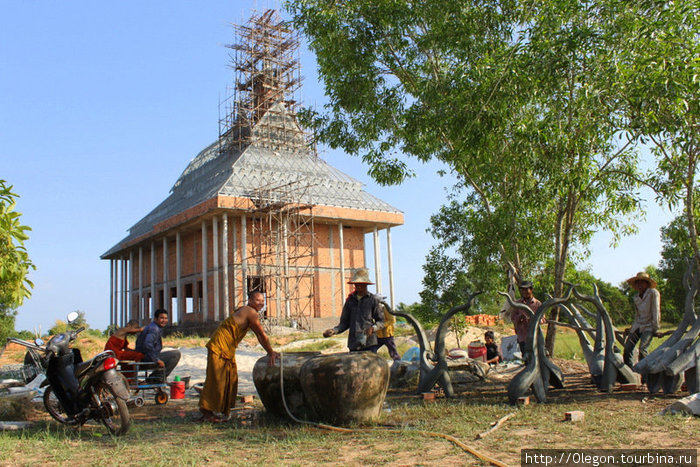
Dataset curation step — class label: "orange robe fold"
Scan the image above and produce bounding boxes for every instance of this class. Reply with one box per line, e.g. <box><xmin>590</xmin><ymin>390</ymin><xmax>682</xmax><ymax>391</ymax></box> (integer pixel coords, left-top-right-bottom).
<box><xmin>199</xmin><ymin>317</ymin><xmax>246</xmax><ymax>416</ymax></box>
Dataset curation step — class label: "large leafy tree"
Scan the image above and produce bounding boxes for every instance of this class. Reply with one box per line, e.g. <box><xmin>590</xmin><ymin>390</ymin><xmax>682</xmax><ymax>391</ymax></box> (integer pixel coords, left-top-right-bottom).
<box><xmin>0</xmin><ymin>180</ymin><xmax>34</xmax><ymax>342</ymax></box>
<box><xmin>288</xmin><ymin>0</ymin><xmax>642</xmax><ymax>354</ymax></box>
<box><xmin>614</xmin><ymin>0</ymin><xmax>699</xmax><ymax>267</ymax></box>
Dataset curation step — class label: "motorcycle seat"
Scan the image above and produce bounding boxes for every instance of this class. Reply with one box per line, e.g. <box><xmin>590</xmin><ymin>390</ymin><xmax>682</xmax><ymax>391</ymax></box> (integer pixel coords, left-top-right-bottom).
<box><xmin>74</xmin><ymin>361</ymin><xmax>91</xmax><ymax>378</ymax></box>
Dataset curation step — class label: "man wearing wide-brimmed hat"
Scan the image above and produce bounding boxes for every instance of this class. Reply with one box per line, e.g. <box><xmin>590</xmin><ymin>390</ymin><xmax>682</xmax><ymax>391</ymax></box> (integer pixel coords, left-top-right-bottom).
<box><xmin>623</xmin><ymin>272</ymin><xmax>661</xmax><ymax>368</ymax></box>
<box><xmin>323</xmin><ymin>268</ymin><xmax>385</xmax><ymax>352</ymax></box>
<box><xmin>509</xmin><ymin>280</ymin><xmax>544</xmax><ymax>361</ymax></box>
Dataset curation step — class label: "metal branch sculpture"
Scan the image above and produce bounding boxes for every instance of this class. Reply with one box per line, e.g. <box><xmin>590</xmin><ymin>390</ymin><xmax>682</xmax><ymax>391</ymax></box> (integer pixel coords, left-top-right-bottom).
<box><xmin>558</xmin><ymin>303</ymin><xmax>604</xmax><ymax>385</ymax></box>
<box><xmin>569</xmin><ymin>283</ymin><xmax>637</xmax><ymax>392</ymax></box>
<box><xmin>382</xmin><ymin>292</ymin><xmax>482</xmax><ymax>398</ymax></box>
<box><xmin>500</xmin><ymin>287</ymin><xmax>571</xmax><ymax>403</ymax></box>
<box><xmin>633</xmin><ymin>261</ymin><xmax>700</xmax><ymax>393</ymax></box>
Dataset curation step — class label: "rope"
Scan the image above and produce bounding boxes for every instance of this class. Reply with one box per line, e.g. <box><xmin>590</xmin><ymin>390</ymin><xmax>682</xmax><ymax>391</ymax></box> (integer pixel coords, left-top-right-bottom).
<box><xmin>278</xmin><ymin>352</ymin><xmax>510</xmax><ymax>467</ymax></box>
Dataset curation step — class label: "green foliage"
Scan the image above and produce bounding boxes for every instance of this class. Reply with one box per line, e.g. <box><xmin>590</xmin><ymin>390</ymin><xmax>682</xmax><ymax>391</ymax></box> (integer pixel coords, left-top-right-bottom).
<box><xmin>48</xmin><ymin>310</ymin><xmax>91</xmax><ymax>336</ymax></box>
<box><xmin>658</xmin><ymin>214</ymin><xmax>697</xmax><ymax>322</ymax></box>
<box><xmin>48</xmin><ymin>319</ymin><xmax>68</xmax><ymax>336</ymax></box>
<box><xmin>68</xmin><ymin>311</ymin><xmax>89</xmax><ymax>329</ymax></box>
<box><xmin>0</xmin><ymin>311</ymin><xmax>16</xmax><ymax>345</ymax></box>
<box><xmin>415</xmin><ymin>249</ymin><xmax>474</xmax><ymax>326</ymax></box>
<box><xmin>0</xmin><ymin>180</ymin><xmax>34</xmax><ymax>340</ymax></box>
<box><xmin>13</xmin><ymin>329</ymin><xmax>36</xmax><ymax>340</ymax></box>
<box><xmin>613</xmin><ymin>0</ymin><xmax>700</xmax><ymax>264</ymax></box>
<box><xmin>288</xmin><ymin>0</ymin><xmax>642</xmax><ymax>316</ymax></box>
<box><xmin>557</xmin><ymin>269</ymin><xmax>634</xmax><ymax>326</ymax></box>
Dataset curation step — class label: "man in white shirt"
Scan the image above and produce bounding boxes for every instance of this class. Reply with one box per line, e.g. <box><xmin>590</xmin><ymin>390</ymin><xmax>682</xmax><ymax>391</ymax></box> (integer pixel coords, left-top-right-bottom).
<box><xmin>623</xmin><ymin>272</ymin><xmax>661</xmax><ymax>367</ymax></box>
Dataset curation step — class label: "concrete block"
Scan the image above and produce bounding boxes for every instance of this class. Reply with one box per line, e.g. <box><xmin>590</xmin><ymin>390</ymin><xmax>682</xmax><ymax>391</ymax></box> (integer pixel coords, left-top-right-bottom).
<box><xmin>239</xmin><ymin>394</ymin><xmax>255</xmax><ymax>404</ymax></box>
<box><xmin>517</xmin><ymin>396</ymin><xmax>530</xmax><ymax>405</ymax></box>
<box><xmin>564</xmin><ymin>411</ymin><xmax>584</xmax><ymax>422</ymax></box>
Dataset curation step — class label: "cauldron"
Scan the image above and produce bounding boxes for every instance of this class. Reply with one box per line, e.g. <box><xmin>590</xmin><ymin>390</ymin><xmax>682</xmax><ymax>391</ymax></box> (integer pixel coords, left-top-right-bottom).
<box><xmin>253</xmin><ymin>351</ymin><xmax>320</xmax><ymax>420</ymax></box>
<box><xmin>253</xmin><ymin>351</ymin><xmax>390</xmax><ymax>425</ymax></box>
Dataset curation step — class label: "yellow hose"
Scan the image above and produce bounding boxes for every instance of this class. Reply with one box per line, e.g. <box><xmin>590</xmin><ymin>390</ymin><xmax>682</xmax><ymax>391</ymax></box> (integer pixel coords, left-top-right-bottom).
<box><xmin>278</xmin><ymin>352</ymin><xmax>510</xmax><ymax>467</ymax></box>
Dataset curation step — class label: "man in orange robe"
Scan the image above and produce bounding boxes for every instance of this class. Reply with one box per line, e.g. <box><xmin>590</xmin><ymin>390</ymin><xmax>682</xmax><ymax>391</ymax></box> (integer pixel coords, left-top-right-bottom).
<box><xmin>198</xmin><ymin>291</ymin><xmax>279</xmax><ymax>422</ymax></box>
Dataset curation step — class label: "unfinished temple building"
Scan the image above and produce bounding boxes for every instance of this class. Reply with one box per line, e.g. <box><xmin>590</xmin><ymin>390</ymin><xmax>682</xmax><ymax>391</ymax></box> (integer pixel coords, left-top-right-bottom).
<box><xmin>101</xmin><ymin>10</ymin><xmax>403</xmax><ymax>333</ymax></box>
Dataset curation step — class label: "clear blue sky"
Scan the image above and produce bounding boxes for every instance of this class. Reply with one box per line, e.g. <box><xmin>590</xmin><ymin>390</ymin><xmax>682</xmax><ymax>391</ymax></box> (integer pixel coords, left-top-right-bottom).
<box><xmin>1</xmin><ymin>1</ymin><xmax>674</xmax><ymax>333</ymax></box>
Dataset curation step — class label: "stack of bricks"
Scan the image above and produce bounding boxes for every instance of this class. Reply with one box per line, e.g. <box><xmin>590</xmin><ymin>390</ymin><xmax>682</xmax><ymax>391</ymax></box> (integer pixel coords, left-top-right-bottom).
<box><xmin>464</xmin><ymin>314</ymin><xmax>500</xmax><ymax>326</ymax></box>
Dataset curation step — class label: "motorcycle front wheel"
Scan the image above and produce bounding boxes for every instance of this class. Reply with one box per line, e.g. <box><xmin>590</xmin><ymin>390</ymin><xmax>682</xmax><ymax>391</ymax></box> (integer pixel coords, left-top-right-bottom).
<box><xmin>95</xmin><ymin>382</ymin><xmax>131</xmax><ymax>435</ymax></box>
<box><xmin>43</xmin><ymin>386</ymin><xmax>81</xmax><ymax>426</ymax></box>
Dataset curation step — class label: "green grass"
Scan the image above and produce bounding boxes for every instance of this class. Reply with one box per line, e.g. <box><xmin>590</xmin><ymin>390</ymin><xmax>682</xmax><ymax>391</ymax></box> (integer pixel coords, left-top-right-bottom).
<box><xmin>553</xmin><ymin>325</ymin><xmax>677</xmax><ymax>362</ymax></box>
<box><xmin>288</xmin><ymin>339</ymin><xmax>340</xmax><ymax>352</ymax></box>
<box><xmin>2</xmin><ymin>382</ymin><xmax>695</xmax><ymax>467</ymax></box>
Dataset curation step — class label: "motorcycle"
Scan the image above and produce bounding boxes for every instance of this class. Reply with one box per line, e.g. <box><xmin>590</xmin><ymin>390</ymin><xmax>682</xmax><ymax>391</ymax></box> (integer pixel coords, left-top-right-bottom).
<box><xmin>7</xmin><ymin>312</ymin><xmax>131</xmax><ymax>435</ymax></box>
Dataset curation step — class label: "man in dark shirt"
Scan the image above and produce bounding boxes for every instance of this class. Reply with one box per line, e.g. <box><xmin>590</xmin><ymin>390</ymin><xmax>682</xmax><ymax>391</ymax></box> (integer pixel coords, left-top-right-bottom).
<box><xmin>135</xmin><ymin>309</ymin><xmax>181</xmax><ymax>381</ymax></box>
<box><xmin>484</xmin><ymin>330</ymin><xmax>502</xmax><ymax>365</ymax></box>
<box><xmin>323</xmin><ymin>268</ymin><xmax>385</xmax><ymax>352</ymax></box>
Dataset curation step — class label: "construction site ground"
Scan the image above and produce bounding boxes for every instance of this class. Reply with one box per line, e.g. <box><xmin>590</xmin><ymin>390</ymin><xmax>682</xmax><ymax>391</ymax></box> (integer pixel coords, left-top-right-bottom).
<box><xmin>1</xmin><ymin>327</ymin><xmax>697</xmax><ymax>466</ymax></box>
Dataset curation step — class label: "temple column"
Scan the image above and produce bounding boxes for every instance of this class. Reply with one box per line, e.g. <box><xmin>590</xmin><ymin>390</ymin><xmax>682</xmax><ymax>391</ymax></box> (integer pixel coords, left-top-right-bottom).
<box><xmin>232</xmin><ymin>216</ymin><xmax>238</xmax><ymax>309</ymax></box>
<box><xmin>149</xmin><ymin>242</ymin><xmax>155</xmax><ymax>317</ymax></box>
<box><xmin>162</xmin><ymin>237</ymin><xmax>168</xmax><ymax>313</ymax></box>
<box><xmin>222</xmin><ymin>214</ymin><xmax>229</xmax><ymax>318</ymax></box>
<box><xmin>213</xmin><ymin>216</ymin><xmax>220</xmax><ymax>321</ymax></box>
<box><xmin>241</xmin><ymin>215</ymin><xmax>247</xmax><ymax>300</ymax></box>
<box><xmin>109</xmin><ymin>260</ymin><xmax>115</xmax><ymax>328</ymax></box>
<box><xmin>129</xmin><ymin>250</ymin><xmax>135</xmax><ymax>322</ymax></box>
<box><xmin>338</xmin><ymin>223</ymin><xmax>345</xmax><ymax>316</ymax></box>
<box><xmin>176</xmin><ymin>231</ymin><xmax>182</xmax><ymax>324</ymax></box>
<box><xmin>138</xmin><ymin>246</ymin><xmax>144</xmax><ymax>322</ymax></box>
<box><xmin>373</xmin><ymin>227</ymin><xmax>382</xmax><ymax>294</ymax></box>
<box><xmin>202</xmin><ymin>220</ymin><xmax>208</xmax><ymax>322</ymax></box>
<box><xmin>387</xmin><ymin>227</ymin><xmax>395</xmax><ymax>309</ymax></box>
<box><xmin>329</xmin><ymin>224</ymin><xmax>336</xmax><ymax>317</ymax></box>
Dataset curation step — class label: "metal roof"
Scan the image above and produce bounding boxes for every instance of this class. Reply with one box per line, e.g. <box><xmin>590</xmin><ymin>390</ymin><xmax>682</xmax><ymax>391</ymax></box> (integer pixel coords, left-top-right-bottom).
<box><xmin>102</xmin><ymin>104</ymin><xmax>401</xmax><ymax>258</ymax></box>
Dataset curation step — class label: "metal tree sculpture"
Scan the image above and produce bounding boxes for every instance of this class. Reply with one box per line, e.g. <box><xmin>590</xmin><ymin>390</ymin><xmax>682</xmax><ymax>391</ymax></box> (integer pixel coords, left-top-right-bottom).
<box><xmin>569</xmin><ymin>283</ymin><xmax>637</xmax><ymax>392</ymax></box>
<box><xmin>634</xmin><ymin>262</ymin><xmax>700</xmax><ymax>394</ymax></box>
<box><xmin>382</xmin><ymin>292</ymin><xmax>481</xmax><ymax>398</ymax></box>
<box><xmin>557</xmin><ymin>302</ymin><xmax>605</xmax><ymax>385</ymax></box>
<box><xmin>500</xmin><ymin>288</ymin><xmax>572</xmax><ymax>403</ymax></box>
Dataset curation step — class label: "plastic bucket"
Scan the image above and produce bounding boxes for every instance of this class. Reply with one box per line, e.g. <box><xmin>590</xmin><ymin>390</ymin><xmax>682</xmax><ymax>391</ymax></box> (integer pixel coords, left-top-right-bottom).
<box><xmin>170</xmin><ymin>381</ymin><xmax>186</xmax><ymax>399</ymax></box>
<box><xmin>467</xmin><ymin>342</ymin><xmax>487</xmax><ymax>362</ymax></box>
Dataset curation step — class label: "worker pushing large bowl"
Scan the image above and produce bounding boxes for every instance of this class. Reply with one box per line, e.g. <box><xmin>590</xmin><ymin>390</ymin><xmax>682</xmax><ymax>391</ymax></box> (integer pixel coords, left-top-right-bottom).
<box><xmin>254</xmin><ymin>268</ymin><xmax>390</xmax><ymax>425</ymax></box>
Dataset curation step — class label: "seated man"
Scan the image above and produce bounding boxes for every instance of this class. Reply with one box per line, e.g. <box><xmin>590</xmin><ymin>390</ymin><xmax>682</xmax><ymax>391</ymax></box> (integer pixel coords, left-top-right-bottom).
<box><xmin>484</xmin><ymin>330</ymin><xmax>502</xmax><ymax>365</ymax></box>
<box><xmin>135</xmin><ymin>309</ymin><xmax>181</xmax><ymax>382</ymax></box>
<box><xmin>104</xmin><ymin>319</ymin><xmax>144</xmax><ymax>362</ymax></box>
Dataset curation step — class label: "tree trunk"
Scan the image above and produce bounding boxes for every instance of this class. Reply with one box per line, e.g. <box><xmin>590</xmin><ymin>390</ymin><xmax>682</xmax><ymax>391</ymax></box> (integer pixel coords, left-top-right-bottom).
<box><xmin>545</xmin><ymin>193</ymin><xmax>576</xmax><ymax>356</ymax></box>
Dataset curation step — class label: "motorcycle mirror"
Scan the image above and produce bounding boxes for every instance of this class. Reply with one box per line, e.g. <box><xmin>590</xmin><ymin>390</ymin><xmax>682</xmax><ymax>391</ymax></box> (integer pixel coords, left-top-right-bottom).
<box><xmin>34</xmin><ymin>338</ymin><xmax>44</xmax><ymax>346</ymax></box>
<box><xmin>66</xmin><ymin>311</ymin><xmax>79</xmax><ymax>323</ymax></box>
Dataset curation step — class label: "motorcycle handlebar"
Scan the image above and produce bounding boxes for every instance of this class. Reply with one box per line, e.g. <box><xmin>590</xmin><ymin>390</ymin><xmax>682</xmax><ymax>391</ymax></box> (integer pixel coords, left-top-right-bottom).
<box><xmin>6</xmin><ymin>337</ymin><xmax>45</xmax><ymax>353</ymax></box>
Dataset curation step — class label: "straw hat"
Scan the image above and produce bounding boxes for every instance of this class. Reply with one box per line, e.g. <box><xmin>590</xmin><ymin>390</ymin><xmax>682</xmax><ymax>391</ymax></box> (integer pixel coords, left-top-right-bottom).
<box><xmin>348</xmin><ymin>268</ymin><xmax>374</xmax><ymax>284</ymax></box>
<box><xmin>626</xmin><ymin>272</ymin><xmax>657</xmax><ymax>288</ymax></box>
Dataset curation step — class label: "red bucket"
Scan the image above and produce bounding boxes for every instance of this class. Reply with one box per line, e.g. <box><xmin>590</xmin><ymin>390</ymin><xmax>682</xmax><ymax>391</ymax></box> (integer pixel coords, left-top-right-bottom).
<box><xmin>467</xmin><ymin>341</ymin><xmax>487</xmax><ymax>362</ymax></box>
<box><xmin>170</xmin><ymin>381</ymin><xmax>186</xmax><ymax>399</ymax></box>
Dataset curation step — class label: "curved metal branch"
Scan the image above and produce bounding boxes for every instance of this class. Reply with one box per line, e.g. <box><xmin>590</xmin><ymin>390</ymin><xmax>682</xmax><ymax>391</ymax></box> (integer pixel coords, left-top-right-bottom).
<box><xmin>571</xmin><ymin>283</ymin><xmax>636</xmax><ymax>391</ymax></box>
<box><xmin>383</xmin><ymin>292</ymin><xmax>482</xmax><ymax>398</ymax></box>
<box><xmin>497</xmin><ymin>291</ymin><xmax>533</xmax><ymax>317</ymax></box>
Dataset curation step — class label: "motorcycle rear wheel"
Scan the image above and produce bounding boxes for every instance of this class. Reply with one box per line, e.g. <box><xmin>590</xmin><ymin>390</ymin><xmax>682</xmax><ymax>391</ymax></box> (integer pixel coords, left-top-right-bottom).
<box><xmin>95</xmin><ymin>383</ymin><xmax>131</xmax><ymax>435</ymax></box>
<box><xmin>43</xmin><ymin>386</ymin><xmax>81</xmax><ymax>426</ymax></box>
